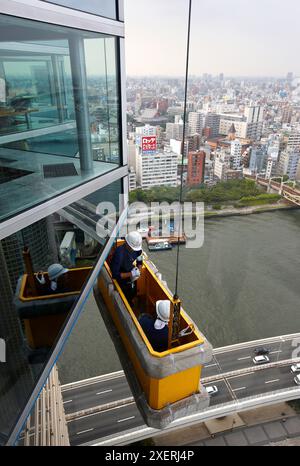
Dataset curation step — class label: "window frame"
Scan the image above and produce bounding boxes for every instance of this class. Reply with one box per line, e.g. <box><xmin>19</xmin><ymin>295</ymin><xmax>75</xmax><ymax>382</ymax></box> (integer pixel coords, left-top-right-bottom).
<box><xmin>42</xmin><ymin>0</ymin><xmax>120</xmax><ymax>22</ymax></box>
<box><xmin>0</xmin><ymin>1</ymin><xmax>127</xmax><ymax>239</ymax></box>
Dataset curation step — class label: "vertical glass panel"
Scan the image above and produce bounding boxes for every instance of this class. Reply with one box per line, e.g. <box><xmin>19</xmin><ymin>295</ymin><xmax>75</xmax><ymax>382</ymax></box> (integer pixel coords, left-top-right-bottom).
<box><xmin>43</xmin><ymin>0</ymin><xmax>117</xmax><ymax>20</ymax></box>
<box><xmin>84</xmin><ymin>37</ymin><xmax>120</xmax><ymax>165</ymax></box>
<box><xmin>0</xmin><ymin>15</ymin><xmax>121</xmax><ymax>223</ymax></box>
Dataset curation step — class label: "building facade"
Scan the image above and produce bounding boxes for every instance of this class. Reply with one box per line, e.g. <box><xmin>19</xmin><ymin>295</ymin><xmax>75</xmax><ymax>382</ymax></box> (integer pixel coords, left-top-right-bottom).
<box><xmin>204</xmin><ymin>112</ymin><xmax>221</xmax><ymax>138</ymax></box>
<box><xmin>188</xmin><ymin>111</ymin><xmax>204</xmax><ymax>136</ymax></box>
<box><xmin>136</xmin><ymin>147</ymin><xmax>178</xmax><ymax>189</ymax></box>
<box><xmin>166</xmin><ymin>120</ymin><xmax>184</xmax><ymax>141</ymax></box>
<box><xmin>0</xmin><ymin>0</ymin><xmax>128</xmax><ymax>445</ymax></box>
<box><xmin>230</xmin><ymin>139</ymin><xmax>242</xmax><ymax>169</ymax></box>
<box><xmin>278</xmin><ymin>149</ymin><xmax>300</xmax><ymax>180</ymax></box>
<box><xmin>187</xmin><ymin>151</ymin><xmax>206</xmax><ymax>186</ymax></box>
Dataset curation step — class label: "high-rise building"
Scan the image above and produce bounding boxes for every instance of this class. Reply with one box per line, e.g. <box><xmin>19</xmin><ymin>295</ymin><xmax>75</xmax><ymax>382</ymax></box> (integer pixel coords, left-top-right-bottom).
<box><xmin>188</xmin><ymin>111</ymin><xmax>204</xmax><ymax>136</ymax></box>
<box><xmin>0</xmin><ymin>1</ymin><xmax>128</xmax><ymax>445</ymax></box>
<box><xmin>187</xmin><ymin>151</ymin><xmax>206</xmax><ymax>186</ymax></box>
<box><xmin>281</xmin><ymin>105</ymin><xmax>293</xmax><ymax>124</ymax></box>
<box><xmin>204</xmin><ymin>113</ymin><xmax>221</xmax><ymax>138</ymax></box>
<box><xmin>135</xmin><ymin>124</ymin><xmax>157</xmax><ymax>136</ymax></box>
<box><xmin>244</xmin><ymin>105</ymin><xmax>264</xmax><ymax>140</ymax></box>
<box><xmin>219</xmin><ymin>106</ymin><xmax>263</xmax><ymax>141</ymax></box>
<box><xmin>219</xmin><ymin>114</ymin><xmax>247</xmax><ymax>139</ymax></box>
<box><xmin>249</xmin><ymin>145</ymin><xmax>268</xmax><ymax>174</ymax></box>
<box><xmin>286</xmin><ymin>132</ymin><xmax>300</xmax><ymax>150</ymax></box>
<box><xmin>230</xmin><ymin>140</ymin><xmax>242</xmax><ymax>169</ymax></box>
<box><xmin>278</xmin><ymin>150</ymin><xmax>300</xmax><ymax>180</ymax></box>
<box><xmin>265</xmin><ymin>157</ymin><xmax>277</xmax><ymax>179</ymax></box>
<box><xmin>128</xmin><ymin>167</ymin><xmax>137</xmax><ymax>191</ymax></box>
<box><xmin>166</xmin><ymin>120</ymin><xmax>184</xmax><ymax>141</ymax></box>
<box><xmin>136</xmin><ymin>147</ymin><xmax>178</xmax><ymax>189</ymax></box>
<box><xmin>214</xmin><ymin>157</ymin><xmax>228</xmax><ymax>181</ymax></box>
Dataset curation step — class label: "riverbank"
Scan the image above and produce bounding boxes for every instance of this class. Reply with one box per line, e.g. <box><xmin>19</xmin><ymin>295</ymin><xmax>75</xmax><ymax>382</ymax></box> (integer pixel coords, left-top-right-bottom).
<box><xmin>204</xmin><ymin>201</ymin><xmax>299</xmax><ymax>219</ymax></box>
<box><xmin>127</xmin><ymin>201</ymin><xmax>299</xmax><ymax>226</ymax></box>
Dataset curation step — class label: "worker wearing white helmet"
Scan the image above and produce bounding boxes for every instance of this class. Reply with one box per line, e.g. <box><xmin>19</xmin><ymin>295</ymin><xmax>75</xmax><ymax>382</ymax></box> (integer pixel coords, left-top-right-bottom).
<box><xmin>36</xmin><ymin>263</ymin><xmax>69</xmax><ymax>292</ymax></box>
<box><xmin>110</xmin><ymin>231</ymin><xmax>143</xmax><ymax>304</ymax></box>
<box><xmin>138</xmin><ymin>300</ymin><xmax>170</xmax><ymax>352</ymax></box>
<box><xmin>48</xmin><ymin>263</ymin><xmax>69</xmax><ymax>291</ymax></box>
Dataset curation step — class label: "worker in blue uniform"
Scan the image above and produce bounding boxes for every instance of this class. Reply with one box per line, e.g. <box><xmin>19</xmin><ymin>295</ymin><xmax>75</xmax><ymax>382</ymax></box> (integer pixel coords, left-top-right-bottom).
<box><xmin>138</xmin><ymin>300</ymin><xmax>170</xmax><ymax>352</ymax></box>
<box><xmin>110</xmin><ymin>231</ymin><xmax>143</xmax><ymax>304</ymax></box>
<box><xmin>36</xmin><ymin>263</ymin><xmax>69</xmax><ymax>294</ymax></box>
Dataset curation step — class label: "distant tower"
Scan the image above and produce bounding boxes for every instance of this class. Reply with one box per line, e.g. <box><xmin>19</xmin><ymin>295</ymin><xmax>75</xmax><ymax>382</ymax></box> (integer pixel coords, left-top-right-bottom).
<box><xmin>228</xmin><ymin>123</ymin><xmax>236</xmax><ymax>141</ymax></box>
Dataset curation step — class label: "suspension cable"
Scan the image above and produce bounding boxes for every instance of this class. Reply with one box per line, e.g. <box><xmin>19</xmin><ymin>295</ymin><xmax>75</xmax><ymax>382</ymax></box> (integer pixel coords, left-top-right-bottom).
<box><xmin>174</xmin><ymin>0</ymin><xmax>192</xmax><ymax>299</ymax></box>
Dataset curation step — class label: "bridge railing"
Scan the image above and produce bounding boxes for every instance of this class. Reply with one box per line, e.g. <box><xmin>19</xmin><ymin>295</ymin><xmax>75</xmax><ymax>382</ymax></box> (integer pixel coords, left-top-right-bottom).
<box><xmin>213</xmin><ymin>332</ymin><xmax>300</xmax><ymax>354</ymax></box>
<box><xmin>202</xmin><ymin>357</ymin><xmax>300</xmax><ymax>383</ymax></box>
<box><xmin>87</xmin><ymin>385</ymin><xmax>300</xmax><ymax>446</ymax></box>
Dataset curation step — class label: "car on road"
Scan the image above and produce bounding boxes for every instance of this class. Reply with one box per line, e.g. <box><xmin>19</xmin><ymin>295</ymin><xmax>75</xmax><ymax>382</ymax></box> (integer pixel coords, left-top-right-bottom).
<box><xmin>206</xmin><ymin>385</ymin><xmax>218</xmax><ymax>396</ymax></box>
<box><xmin>253</xmin><ymin>347</ymin><xmax>270</xmax><ymax>356</ymax></box>
<box><xmin>291</xmin><ymin>364</ymin><xmax>300</xmax><ymax>374</ymax></box>
<box><xmin>253</xmin><ymin>355</ymin><xmax>270</xmax><ymax>365</ymax></box>
<box><xmin>294</xmin><ymin>375</ymin><xmax>300</xmax><ymax>385</ymax></box>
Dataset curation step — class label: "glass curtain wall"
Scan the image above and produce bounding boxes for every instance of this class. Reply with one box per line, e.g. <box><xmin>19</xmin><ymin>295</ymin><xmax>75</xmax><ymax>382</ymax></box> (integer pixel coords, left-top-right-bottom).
<box><xmin>0</xmin><ymin>14</ymin><xmax>121</xmax><ymax>222</ymax></box>
<box><xmin>0</xmin><ymin>179</ymin><xmax>123</xmax><ymax>444</ymax></box>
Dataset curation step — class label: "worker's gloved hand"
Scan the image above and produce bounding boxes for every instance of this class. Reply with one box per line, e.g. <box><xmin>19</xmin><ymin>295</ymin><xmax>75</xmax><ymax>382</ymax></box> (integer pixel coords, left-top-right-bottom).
<box><xmin>136</xmin><ymin>254</ymin><xmax>143</xmax><ymax>268</ymax></box>
<box><xmin>131</xmin><ymin>266</ymin><xmax>140</xmax><ymax>282</ymax></box>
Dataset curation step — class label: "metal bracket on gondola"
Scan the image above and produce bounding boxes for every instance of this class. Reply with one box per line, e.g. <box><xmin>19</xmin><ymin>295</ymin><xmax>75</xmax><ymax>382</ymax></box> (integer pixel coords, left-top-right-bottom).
<box><xmin>168</xmin><ymin>296</ymin><xmax>181</xmax><ymax>348</ymax></box>
<box><xmin>178</xmin><ymin>323</ymin><xmax>195</xmax><ymax>338</ymax></box>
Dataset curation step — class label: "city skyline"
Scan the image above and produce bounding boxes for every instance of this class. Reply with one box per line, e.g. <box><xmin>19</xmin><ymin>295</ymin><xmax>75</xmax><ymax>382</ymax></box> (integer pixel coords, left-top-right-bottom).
<box><xmin>125</xmin><ymin>0</ymin><xmax>300</xmax><ymax>78</ymax></box>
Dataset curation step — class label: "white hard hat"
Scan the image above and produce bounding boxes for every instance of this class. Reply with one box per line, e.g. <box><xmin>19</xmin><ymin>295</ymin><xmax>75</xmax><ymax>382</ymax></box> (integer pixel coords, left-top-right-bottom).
<box><xmin>156</xmin><ymin>300</ymin><xmax>171</xmax><ymax>322</ymax></box>
<box><xmin>48</xmin><ymin>263</ymin><xmax>69</xmax><ymax>281</ymax></box>
<box><xmin>125</xmin><ymin>231</ymin><xmax>142</xmax><ymax>251</ymax></box>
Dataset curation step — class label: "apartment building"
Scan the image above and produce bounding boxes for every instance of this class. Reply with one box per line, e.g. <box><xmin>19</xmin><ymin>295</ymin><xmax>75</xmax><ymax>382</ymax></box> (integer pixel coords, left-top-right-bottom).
<box><xmin>136</xmin><ymin>147</ymin><xmax>178</xmax><ymax>188</ymax></box>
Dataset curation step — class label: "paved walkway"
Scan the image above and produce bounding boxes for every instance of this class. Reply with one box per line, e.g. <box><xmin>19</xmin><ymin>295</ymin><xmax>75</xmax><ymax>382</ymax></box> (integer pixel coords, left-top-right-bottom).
<box><xmin>187</xmin><ymin>415</ymin><xmax>300</xmax><ymax>446</ymax></box>
<box><xmin>153</xmin><ymin>403</ymin><xmax>300</xmax><ymax>446</ymax></box>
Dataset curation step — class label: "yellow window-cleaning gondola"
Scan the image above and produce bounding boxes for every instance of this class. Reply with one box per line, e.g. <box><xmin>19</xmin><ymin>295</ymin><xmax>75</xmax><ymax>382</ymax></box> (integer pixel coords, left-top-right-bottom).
<box><xmin>94</xmin><ymin>240</ymin><xmax>213</xmax><ymax>429</ymax></box>
<box><xmin>14</xmin><ymin>247</ymin><xmax>92</xmax><ymax>354</ymax></box>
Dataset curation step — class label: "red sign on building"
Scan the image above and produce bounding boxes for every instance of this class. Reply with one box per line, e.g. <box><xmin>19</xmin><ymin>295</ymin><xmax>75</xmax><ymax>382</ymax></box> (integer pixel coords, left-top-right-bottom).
<box><xmin>142</xmin><ymin>136</ymin><xmax>157</xmax><ymax>154</ymax></box>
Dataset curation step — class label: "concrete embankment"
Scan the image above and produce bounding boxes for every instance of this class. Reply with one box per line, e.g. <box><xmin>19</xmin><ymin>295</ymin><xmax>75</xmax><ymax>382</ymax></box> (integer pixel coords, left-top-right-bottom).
<box><xmin>204</xmin><ymin>202</ymin><xmax>299</xmax><ymax>219</ymax></box>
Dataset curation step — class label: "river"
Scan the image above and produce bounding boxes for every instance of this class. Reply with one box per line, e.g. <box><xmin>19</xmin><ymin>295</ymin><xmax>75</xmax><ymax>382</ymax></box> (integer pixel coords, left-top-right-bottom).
<box><xmin>58</xmin><ymin>209</ymin><xmax>300</xmax><ymax>383</ymax></box>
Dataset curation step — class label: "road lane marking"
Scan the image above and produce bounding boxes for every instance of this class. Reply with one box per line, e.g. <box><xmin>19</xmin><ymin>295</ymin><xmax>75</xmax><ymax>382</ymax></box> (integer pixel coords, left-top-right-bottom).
<box><xmin>96</xmin><ymin>389</ymin><xmax>113</xmax><ymax>395</ymax></box>
<box><xmin>205</xmin><ymin>363</ymin><xmax>217</xmax><ymax>368</ymax></box>
<box><xmin>265</xmin><ymin>379</ymin><xmax>280</xmax><ymax>384</ymax></box>
<box><xmin>227</xmin><ymin>372</ymin><xmax>259</xmax><ymax>380</ymax></box>
<box><xmin>232</xmin><ymin>387</ymin><xmax>246</xmax><ymax>391</ymax></box>
<box><xmin>67</xmin><ymin>402</ymin><xmax>137</xmax><ymax>423</ymax></box>
<box><xmin>63</xmin><ymin>400</ymin><xmax>72</xmax><ymax>404</ymax></box>
<box><xmin>76</xmin><ymin>428</ymin><xmax>94</xmax><ymax>435</ymax></box>
<box><xmin>117</xmin><ymin>416</ymin><xmax>135</xmax><ymax>423</ymax></box>
<box><xmin>269</xmin><ymin>350</ymin><xmax>282</xmax><ymax>354</ymax></box>
<box><xmin>237</xmin><ymin>356</ymin><xmax>251</xmax><ymax>360</ymax></box>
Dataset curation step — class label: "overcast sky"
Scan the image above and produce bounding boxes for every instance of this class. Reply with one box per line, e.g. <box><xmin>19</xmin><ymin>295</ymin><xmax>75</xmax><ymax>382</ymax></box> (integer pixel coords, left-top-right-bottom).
<box><xmin>124</xmin><ymin>0</ymin><xmax>300</xmax><ymax>77</ymax></box>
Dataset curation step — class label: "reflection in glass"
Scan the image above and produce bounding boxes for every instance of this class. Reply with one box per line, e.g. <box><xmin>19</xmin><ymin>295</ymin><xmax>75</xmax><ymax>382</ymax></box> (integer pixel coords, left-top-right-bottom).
<box><xmin>0</xmin><ymin>179</ymin><xmax>123</xmax><ymax>444</ymax></box>
<box><xmin>0</xmin><ymin>15</ymin><xmax>121</xmax><ymax>222</ymax></box>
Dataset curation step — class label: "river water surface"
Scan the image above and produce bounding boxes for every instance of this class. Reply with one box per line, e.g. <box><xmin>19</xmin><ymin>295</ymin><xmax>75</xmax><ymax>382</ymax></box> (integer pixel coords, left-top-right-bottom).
<box><xmin>58</xmin><ymin>209</ymin><xmax>300</xmax><ymax>383</ymax></box>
